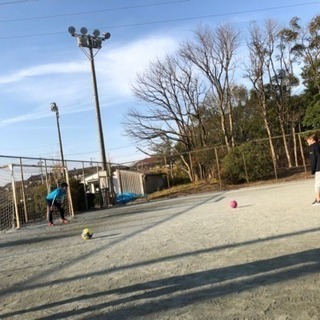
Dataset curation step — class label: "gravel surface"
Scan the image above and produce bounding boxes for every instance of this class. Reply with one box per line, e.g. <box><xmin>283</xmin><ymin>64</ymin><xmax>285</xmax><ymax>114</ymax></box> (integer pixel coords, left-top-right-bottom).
<box><xmin>1</xmin><ymin>178</ymin><xmax>320</xmax><ymax>319</ymax></box>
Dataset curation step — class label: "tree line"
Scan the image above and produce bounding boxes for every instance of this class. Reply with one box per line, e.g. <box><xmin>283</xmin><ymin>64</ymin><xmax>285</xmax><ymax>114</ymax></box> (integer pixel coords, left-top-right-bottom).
<box><xmin>123</xmin><ymin>15</ymin><xmax>320</xmax><ymax>182</ymax></box>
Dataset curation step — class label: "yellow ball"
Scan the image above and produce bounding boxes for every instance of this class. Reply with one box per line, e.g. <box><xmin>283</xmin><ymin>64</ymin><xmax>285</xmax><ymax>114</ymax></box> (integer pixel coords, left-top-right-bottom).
<box><xmin>82</xmin><ymin>228</ymin><xmax>93</xmax><ymax>240</ymax></box>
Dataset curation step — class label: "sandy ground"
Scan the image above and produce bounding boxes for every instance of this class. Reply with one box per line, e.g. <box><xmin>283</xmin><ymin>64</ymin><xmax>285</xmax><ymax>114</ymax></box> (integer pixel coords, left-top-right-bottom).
<box><xmin>1</xmin><ymin>178</ymin><xmax>320</xmax><ymax>320</ymax></box>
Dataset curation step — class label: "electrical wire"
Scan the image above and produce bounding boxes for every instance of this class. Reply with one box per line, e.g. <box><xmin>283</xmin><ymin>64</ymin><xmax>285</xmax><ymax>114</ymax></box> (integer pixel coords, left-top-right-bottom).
<box><xmin>0</xmin><ymin>0</ymin><xmax>37</xmax><ymax>5</ymax></box>
<box><xmin>0</xmin><ymin>0</ymin><xmax>189</xmax><ymax>22</ymax></box>
<box><xmin>0</xmin><ymin>1</ymin><xmax>318</xmax><ymax>39</ymax></box>
<box><xmin>101</xmin><ymin>2</ymin><xmax>320</xmax><ymax>28</ymax></box>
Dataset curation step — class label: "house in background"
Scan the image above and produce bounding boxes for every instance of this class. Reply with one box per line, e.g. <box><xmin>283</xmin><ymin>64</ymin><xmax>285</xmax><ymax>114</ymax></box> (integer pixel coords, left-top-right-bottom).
<box><xmin>114</xmin><ymin>170</ymin><xmax>166</xmax><ymax>195</ymax></box>
<box><xmin>82</xmin><ymin>169</ymin><xmax>166</xmax><ymax>195</ymax></box>
<box><xmin>68</xmin><ymin>166</ymin><xmax>99</xmax><ymax>181</ymax></box>
<box><xmin>81</xmin><ymin>171</ymin><xmax>110</xmax><ymax>194</ymax></box>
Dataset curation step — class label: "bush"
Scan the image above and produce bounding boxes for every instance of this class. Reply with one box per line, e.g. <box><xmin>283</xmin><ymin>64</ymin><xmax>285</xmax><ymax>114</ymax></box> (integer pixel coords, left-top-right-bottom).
<box><xmin>222</xmin><ymin>141</ymin><xmax>274</xmax><ymax>183</ymax></box>
<box><xmin>303</xmin><ymin>94</ymin><xmax>320</xmax><ymax>129</ymax></box>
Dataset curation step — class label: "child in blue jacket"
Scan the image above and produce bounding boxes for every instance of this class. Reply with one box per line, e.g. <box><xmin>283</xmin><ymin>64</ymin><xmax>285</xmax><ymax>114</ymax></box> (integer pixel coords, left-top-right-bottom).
<box><xmin>46</xmin><ymin>182</ymin><xmax>69</xmax><ymax>225</ymax></box>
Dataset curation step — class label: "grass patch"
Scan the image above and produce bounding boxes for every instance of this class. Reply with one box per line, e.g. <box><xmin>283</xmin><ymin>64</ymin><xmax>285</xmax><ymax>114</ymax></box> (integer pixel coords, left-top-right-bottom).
<box><xmin>147</xmin><ymin>178</ymin><xmax>220</xmax><ymax>200</ymax></box>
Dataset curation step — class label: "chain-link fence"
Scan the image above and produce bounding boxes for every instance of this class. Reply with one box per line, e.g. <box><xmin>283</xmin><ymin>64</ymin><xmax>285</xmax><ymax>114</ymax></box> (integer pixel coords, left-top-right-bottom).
<box><xmin>0</xmin><ymin>131</ymin><xmax>312</xmax><ymax>231</ymax></box>
<box><xmin>124</xmin><ymin>132</ymin><xmax>310</xmax><ymax>187</ymax></box>
<box><xmin>0</xmin><ymin>157</ymin><xmax>73</xmax><ymax>230</ymax></box>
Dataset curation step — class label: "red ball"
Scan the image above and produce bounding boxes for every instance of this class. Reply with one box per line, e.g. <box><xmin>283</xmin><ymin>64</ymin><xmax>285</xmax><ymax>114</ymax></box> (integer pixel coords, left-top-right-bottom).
<box><xmin>229</xmin><ymin>200</ymin><xmax>238</xmax><ymax>208</ymax></box>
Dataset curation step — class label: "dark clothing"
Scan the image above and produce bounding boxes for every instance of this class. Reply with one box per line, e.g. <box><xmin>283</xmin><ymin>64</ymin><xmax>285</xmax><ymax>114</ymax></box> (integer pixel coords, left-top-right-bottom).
<box><xmin>46</xmin><ymin>199</ymin><xmax>65</xmax><ymax>223</ymax></box>
<box><xmin>308</xmin><ymin>142</ymin><xmax>320</xmax><ymax>174</ymax></box>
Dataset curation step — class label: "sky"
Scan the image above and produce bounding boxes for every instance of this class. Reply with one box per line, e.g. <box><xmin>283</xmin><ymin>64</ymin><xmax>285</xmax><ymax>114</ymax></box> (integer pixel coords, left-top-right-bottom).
<box><xmin>0</xmin><ymin>0</ymin><xmax>319</xmax><ymax>166</ymax></box>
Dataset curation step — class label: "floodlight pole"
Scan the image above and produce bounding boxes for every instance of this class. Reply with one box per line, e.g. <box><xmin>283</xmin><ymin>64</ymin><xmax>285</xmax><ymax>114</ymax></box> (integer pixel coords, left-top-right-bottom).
<box><xmin>87</xmin><ymin>43</ymin><xmax>107</xmax><ymax>174</ymax></box>
<box><xmin>68</xmin><ymin>26</ymin><xmax>114</xmax><ymax>205</ymax></box>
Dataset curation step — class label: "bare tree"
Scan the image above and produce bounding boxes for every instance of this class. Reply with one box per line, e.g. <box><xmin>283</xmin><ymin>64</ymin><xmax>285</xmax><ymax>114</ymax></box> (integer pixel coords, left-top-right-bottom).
<box><xmin>245</xmin><ymin>21</ymin><xmax>278</xmax><ymax>178</ymax></box>
<box><xmin>278</xmin><ymin>19</ymin><xmax>303</xmax><ymax>167</ymax></box>
<box><xmin>264</xmin><ymin>19</ymin><xmax>299</xmax><ymax>168</ymax></box>
<box><xmin>283</xmin><ymin>15</ymin><xmax>320</xmax><ymax>129</ymax></box>
<box><xmin>124</xmin><ymin>54</ymin><xmax>209</xmax><ymax>181</ymax></box>
<box><xmin>246</xmin><ymin>20</ymin><xmax>300</xmax><ymax>169</ymax></box>
<box><xmin>179</xmin><ymin>23</ymin><xmax>240</xmax><ymax>151</ymax></box>
<box><xmin>289</xmin><ymin>15</ymin><xmax>320</xmax><ymax>95</ymax></box>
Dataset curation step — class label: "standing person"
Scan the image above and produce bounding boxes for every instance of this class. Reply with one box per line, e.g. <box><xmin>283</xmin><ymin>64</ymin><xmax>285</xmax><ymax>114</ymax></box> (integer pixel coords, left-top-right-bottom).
<box><xmin>46</xmin><ymin>182</ymin><xmax>69</xmax><ymax>225</ymax></box>
<box><xmin>306</xmin><ymin>133</ymin><xmax>320</xmax><ymax>205</ymax></box>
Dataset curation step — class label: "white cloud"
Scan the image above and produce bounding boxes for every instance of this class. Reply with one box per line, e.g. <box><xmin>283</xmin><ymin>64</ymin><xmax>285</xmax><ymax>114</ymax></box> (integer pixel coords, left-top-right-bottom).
<box><xmin>0</xmin><ymin>34</ymin><xmax>179</xmax><ymax>127</ymax></box>
<box><xmin>93</xmin><ymin>35</ymin><xmax>179</xmax><ymax>96</ymax></box>
<box><xmin>0</xmin><ymin>62</ymin><xmax>88</xmax><ymax>84</ymax></box>
<box><xmin>0</xmin><ymin>34</ymin><xmax>177</xmax><ymax>90</ymax></box>
<box><xmin>0</xmin><ymin>111</ymin><xmax>47</xmax><ymax>126</ymax></box>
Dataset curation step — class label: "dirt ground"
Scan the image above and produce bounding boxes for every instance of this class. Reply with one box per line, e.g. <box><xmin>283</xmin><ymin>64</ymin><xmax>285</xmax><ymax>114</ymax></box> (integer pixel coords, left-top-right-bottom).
<box><xmin>1</xmin><ymin>177</ymin><xmax>320</xmax><ymax>319</ymax></box>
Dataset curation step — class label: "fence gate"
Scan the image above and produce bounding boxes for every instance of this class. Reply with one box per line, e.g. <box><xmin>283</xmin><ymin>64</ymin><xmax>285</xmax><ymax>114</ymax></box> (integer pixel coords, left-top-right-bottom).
<box><xmin>0</xmin><ymin>161</ymin><xmax>73</xmax><ymax>231</ymax></box>
<box><xmin>0</xmin><ymin>165</ymin><xmax>15</xmax><ymax>230</ymax></box>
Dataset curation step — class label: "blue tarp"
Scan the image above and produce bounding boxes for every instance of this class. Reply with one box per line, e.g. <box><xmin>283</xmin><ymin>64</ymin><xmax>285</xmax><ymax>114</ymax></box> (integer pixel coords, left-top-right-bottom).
<box><xmin>116</xmin><ymin>192</ymin><xmax>146</xmax><ymax>204</ymax></box>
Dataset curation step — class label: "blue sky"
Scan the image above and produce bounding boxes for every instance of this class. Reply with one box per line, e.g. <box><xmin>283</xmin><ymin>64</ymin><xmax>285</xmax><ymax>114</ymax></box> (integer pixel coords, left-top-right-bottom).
<box><xmin>0</xmin><ymin>0</ymin><xmax>319</xmax><ymax>165</ymax></box>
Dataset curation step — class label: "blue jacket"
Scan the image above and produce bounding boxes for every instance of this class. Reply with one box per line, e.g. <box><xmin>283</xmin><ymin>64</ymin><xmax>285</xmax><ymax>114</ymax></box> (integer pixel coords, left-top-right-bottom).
<box><xmin>46</xmin><ymin>187</ymin><xmax>66</xmax><ymax>203</ymax></box>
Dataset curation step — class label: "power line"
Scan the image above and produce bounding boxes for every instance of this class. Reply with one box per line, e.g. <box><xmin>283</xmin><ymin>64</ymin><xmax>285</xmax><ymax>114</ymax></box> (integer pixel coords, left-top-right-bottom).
<box><xmin>0</xmin><ymin>0</ymin><xmax>38</xmax><ymax>5</ymax></box>
<box><xmin>0</xmin><ymin>0</ymin><xmax>189</xmax><ymax>23</ymax></box>
<box><xmin>102</xmin><ymin>2</ymin><xmax>319</xmax><ymax>29</ymax></box>
<box><xmin>0</xmin><ymin>1</ymin><xmax>318</xmax><ymax>40</ymax></box>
